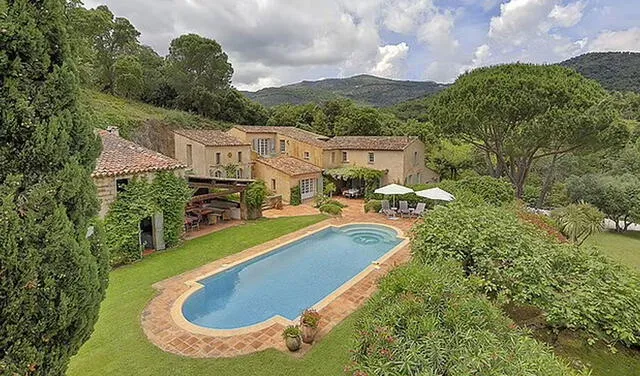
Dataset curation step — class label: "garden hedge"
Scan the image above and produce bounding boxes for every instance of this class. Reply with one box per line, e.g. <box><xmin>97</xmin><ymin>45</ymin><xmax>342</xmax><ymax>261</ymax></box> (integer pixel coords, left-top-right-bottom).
<box><xmin>411</xmin><ymin>203</ymin><xmax>640</xmax><ymax>346</ymax></box>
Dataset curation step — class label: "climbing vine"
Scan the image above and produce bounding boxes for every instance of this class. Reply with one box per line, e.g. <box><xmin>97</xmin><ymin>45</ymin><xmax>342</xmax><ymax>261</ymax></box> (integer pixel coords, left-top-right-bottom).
<box><xmin>290</xmin><ymin>185</ymin><xmax>302</xmax><ymax>206</ymax></box>
<box><xmin>104</xmin><ymin>172</ymin><xmax>191</xmax><ymax>266</ymax></box>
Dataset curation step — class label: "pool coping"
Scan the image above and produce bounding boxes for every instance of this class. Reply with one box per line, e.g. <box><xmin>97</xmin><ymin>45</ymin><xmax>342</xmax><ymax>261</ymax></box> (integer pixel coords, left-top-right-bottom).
<box><xmin>169</xmin><ymin>222</ymin><xmax>409</xmax><ymax>337</ymax></box>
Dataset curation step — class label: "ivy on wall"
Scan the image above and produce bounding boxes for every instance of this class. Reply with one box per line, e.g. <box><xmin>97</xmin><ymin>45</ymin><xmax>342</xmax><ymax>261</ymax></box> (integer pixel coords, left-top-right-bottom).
<box><xmin>104</xmin><ymin>171</ymin><xmax>191</xmax><ymax>266</ymax></box>
<box><xmin>290</xmin><ymin>185</ymin><xmax>302</xmax><ymax>206</ymax></box>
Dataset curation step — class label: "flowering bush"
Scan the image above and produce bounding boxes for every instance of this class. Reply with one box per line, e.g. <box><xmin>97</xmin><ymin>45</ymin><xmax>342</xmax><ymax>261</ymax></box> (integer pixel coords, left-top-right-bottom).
<box><xmin>348</xmin><ymin>262</ymin><xmax>577</xmax><ymax>376</ymax></box>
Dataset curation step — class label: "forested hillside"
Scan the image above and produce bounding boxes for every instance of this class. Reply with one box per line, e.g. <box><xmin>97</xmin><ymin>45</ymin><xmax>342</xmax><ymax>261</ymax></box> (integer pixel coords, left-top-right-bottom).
<box><xmin>243</xmin><ymin>74</ymin><xmax>449</xmax><ymax>107</ymax></box>
<box><xmin>559</xmin><ymin>52</ymin><xmax>640</xmax><ymax>93</ymax></box>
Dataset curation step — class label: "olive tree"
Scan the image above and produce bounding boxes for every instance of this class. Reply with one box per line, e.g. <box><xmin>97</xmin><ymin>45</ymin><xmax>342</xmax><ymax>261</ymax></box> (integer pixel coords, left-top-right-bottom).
<box><xmin>431</xmin><ymin>64</ymin><xmax>625</xmax><ymax>197</ymax></box>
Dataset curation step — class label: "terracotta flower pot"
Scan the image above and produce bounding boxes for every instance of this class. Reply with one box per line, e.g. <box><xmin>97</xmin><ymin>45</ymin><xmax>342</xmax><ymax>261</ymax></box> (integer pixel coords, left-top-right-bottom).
<box><xmin>301</xmin><ymin>324</ymin><xmax>318</xmax><ymax>344</ymax></box>
<box><xmin>285</xmin><ymin>336</ymin><xmax>301</xmax><ymax>352</ymax></box>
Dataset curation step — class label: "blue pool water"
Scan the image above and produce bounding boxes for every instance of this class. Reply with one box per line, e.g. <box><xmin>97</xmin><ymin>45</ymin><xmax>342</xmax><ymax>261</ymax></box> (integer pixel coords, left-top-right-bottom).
<box><xmin>182</xmin><ymin>224</ymin><xmax>402</xmax><ymax>329</ymax></box>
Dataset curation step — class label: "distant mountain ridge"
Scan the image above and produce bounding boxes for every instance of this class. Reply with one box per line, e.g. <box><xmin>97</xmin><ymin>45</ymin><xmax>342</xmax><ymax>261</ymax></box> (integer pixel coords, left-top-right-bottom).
<box><xmin>243</xmin><ymin>52</ymin><xmax>640</xmax><ymax>108</ymax></box>
<box><xmin>559</xmin><ymin>52</ymin><xmax>640</xmax><ymax>93</ymax></box>
<box><xmin>242</xmin><ymin>74</ymin><xmax>450</xmax><ymax>108</ymax></box>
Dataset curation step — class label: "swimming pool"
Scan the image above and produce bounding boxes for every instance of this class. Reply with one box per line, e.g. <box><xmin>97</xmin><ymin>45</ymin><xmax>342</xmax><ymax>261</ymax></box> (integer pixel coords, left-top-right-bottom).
<box><xmin>180</xmin><ymin>224</ymin><xmax>404</xmax><ymax>331</ymax></box>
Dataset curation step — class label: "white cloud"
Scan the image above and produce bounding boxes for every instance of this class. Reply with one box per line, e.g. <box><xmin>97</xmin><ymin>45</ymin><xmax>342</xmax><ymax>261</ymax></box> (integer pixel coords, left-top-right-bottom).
<box><xmin>383</xmin><ymin>0</ymin><xmax>434</xmax><ymax>34</ymax></box>
<box><xmin>417</xmin><ymin>10</ymin><xmax>459</xmax><ymax>51</ymax></box>
<box><xmin>369</xmin><ymin>42</ymin><xmax>410</xmax><ymax>78</ymax></box>
<box><xmin>489</xmin><ymin>0</ymin><xmax>556</xmax><ymax>44</ymax></box>
<box><xmin>549</xmin><ymin>1</ymin><xmax>586</xmax><ymax>28</ymax></box>
<box><xmin>589</xmin><ymin>27</ymin><xmax>640</xmax><ymax>52</ymax></box>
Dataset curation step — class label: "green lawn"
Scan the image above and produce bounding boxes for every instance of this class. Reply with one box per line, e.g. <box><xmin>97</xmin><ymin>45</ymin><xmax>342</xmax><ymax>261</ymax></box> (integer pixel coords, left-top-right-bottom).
<box><xmin>586</xmin><ymin>230</ymin><xmax>640</xmax><ymax>271</ymax></box>
<box><xmin>68</xmin><ymin>215</ymin><xmax>360</xmax><ymax>376</ymax></box>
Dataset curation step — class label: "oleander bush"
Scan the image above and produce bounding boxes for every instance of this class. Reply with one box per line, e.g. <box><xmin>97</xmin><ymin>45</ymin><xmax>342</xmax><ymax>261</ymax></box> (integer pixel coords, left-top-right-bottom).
<box><xmin>364</xmin><ymin>199</ymin><xmax>382</xmax><ymax>213</ymax></box>
<box><xmin>348</xmin><ymin>262</ymin><xmax>579</xmax><ymax>376</ymax></box>
<box><xmin>412</xmin><ymin>203</ymin><xmax>640</xmax><ymax>346</ymax></box>
<box><xmin>319</xmin><ymin>203</ymin><xmax>342</xmax><ymax>216</ymax></box>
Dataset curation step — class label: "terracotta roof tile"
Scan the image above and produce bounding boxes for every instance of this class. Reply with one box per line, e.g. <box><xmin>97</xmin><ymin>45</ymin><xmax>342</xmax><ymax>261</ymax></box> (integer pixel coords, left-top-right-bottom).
<box><xmin>93</xmin><ymin>131</ymin><xmax>185</xmax><ymax>178</ymax></box>
<box><xmin>173</xmin><ymin>129</ymin><xmax>249</xmax><ymax>146</ymax></box>
<box><xmin>233</xmin><ymin>125</ymin><xmax>329</xmax><ymax>148</ymax></box>
<box><xmin>255</xmin><ymin>156</ymin><xmax>322</xmax><ymax>176</ymax></box>
<box><xmin>324</xmin><ymin>136</ymin><xmax>416</xmax><ymax>151</ymax></box>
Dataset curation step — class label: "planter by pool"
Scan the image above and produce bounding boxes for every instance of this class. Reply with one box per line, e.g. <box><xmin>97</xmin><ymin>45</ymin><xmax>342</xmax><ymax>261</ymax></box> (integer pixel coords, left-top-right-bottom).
<box><xmin>179</xmin><ymin>224</ymin><xmax>404</xmax><ymax>332</ymax></box>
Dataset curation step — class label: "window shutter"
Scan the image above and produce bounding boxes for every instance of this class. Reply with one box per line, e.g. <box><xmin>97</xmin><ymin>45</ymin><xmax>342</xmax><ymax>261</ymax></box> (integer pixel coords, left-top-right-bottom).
<box><xmin>252</xmin><ymin>139</ymin><xmax>258</xmax><ymax>151</ymax></box>
<box><xmin>268</xmin><ymin>139</ymin><xmax>275</xmax><ymax>154</ymax></box>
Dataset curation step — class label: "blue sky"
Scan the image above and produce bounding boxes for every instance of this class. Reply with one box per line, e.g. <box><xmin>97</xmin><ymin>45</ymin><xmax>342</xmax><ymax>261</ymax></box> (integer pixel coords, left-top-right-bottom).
<box><xmin>86</xmin><ymin>0</ymin><xmax>640</xmax><ymax>90</ymax></box>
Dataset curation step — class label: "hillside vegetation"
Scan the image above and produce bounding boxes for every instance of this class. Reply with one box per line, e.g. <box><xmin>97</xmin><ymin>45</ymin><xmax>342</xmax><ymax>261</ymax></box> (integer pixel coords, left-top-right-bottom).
<box><xmin>82</xmin><ymin>89</ymin><xmax>227</xmax><ymax>156</ymax></box>
<box><xmin>243</xmin><ymin>74</ymin><xmax>449</xmax><ymax>107</ymax></box>
<box><xmin>559</xmin><ymin>52</ymin><xmax>640</xmax><ymax>93</ymax></box>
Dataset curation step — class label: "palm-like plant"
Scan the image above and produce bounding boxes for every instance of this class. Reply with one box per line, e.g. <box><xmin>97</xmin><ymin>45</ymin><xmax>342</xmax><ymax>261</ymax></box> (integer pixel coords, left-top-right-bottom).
<box><xmin>552</xmin><ymin>202</ymin><xmax>605</xmax><ymax>246</ymax></box>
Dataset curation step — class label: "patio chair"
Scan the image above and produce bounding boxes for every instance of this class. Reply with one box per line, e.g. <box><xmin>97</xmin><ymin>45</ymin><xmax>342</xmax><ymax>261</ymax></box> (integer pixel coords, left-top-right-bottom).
<box><xmin>411</xmin><ymin>203</ymin><xmax>426</xmax><ymax>218</ymax></box>
<box><xmin>381</xmin><ymin>200</ymin><xmax>396</xmax><ymax>218</ymax></box>
<box><xmin>399</xmin><ymin>201</ymin><xmax>410</xmax><ymax>217</ymax></box>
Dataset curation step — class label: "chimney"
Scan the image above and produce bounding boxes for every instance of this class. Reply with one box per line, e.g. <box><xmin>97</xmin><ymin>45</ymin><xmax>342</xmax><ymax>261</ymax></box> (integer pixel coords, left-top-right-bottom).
<box><xmin>106</xmin><ymin>126</ymin><xmax>120</xmax><ymax>137</ymax></box>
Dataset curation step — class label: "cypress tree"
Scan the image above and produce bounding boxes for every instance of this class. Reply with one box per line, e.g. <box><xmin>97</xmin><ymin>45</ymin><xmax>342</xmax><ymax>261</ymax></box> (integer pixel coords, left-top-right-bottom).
<box><xmin>0</xmin><ymin>1</ymin><xmax>109</xmax><ymax>374</ymax></box>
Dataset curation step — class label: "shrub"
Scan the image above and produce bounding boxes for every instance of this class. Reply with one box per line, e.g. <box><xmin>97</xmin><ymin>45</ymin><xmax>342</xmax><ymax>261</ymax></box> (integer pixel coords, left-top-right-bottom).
<box><xmin>348</xmin><ymin>261</ymin><xmax>578</xmax><ymax>376</ymax></box>
<box><xmin>411</xmin><ymin>203</ymin><xmax>640</xmax><ymax>345</ymax></box>
<box><xmin>246</xmin><ymin>180</ymin><xmax>268</xmax><ymax>209</ymax></box>
<box><xmin>552</xmin><ymin>202</ymin><xmax>605</xmax><ymax>245</ymax></box>
<box><xmin>290</xmin><ymin>185</ymin><xmax>302</xmax><ymax>206</ymax></box>
<box><xmin>319</xmin><ymin>203</ymin><xmax>342</xmax><ymax>216</ymax></box>
<box><xmin>364</xmin><ymin>199</ymin><xmax>382</xmax><ymax>213</ymax></box>
<box><xmin>440</xmin><ymin>175</ymin><xmax>515</xmax><ymax>206</ymax></box>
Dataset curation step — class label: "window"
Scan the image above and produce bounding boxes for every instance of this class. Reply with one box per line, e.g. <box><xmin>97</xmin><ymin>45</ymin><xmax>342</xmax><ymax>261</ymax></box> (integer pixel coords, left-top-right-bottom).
<box><xmin>238</xmin><ymin>151</ymin><xmax>242</xmax><ymax>163</ymax></box>
<box><xmin>256</xmin><ymin>138</ymin><xmax>270</xmax><ymax>156</ymax></box>
<box><xmin>186</xmin><ymin>144</ymin><xmax>193</xmax><ymax>167</ymax></box>
<box><xmin>331</xmin><ymin>151</ymin><xmax>336</xmax><ymax>163</ymax></box>
<box><xmin>215</xmin><ymin>152</ymin><xmax>221</xmax><ymax>165</ymax></box>
<box><xmin>413</xmin><ymin>151</ymin><xmax>418</xmax><ymax>165</ymax></box>
<box><xmin>236</xmin><ymin>168</ymin><xmax>243</xmax><ymax>178</ymax></box>
<box><xmin>342</xmin><ymin>151</ymin><xmax>348</xmax><ymax>162</ymax></box>
<box><xmin>116</xmin><ymin>178</ymin><xmax>129</xmax><ymax>193</ymax></box>
<box><xmin>300</xmin><ymin>178</ymin><xmax>316</xmax><ymax>200</ymax></box>
<box><xmin>271</xmin><ymin>179</ymin><xmax>277</xmax><ymax>191</ymax></box>
<box><xmin>406</xmin><ymin>175</ymin><xmax>412</xmax><ymax>185</ymax></box>
<box><xmin>416</xmin><ymin>172</ymin><xmax>421</xmax><ymax>184</ymax></box>
<box><xmin>213</xmin><ymin>170</ymin><xmax>223</xmax><ymax>178</ymax></box>
<box><xmin>368</xmin><ymin>152</ymin><xmax>375</xmax><ymax>163</ymax></box>
<box><xmin>303</xmin><ymin>151</ymin><xmax>310</xmax><ymax>160</ymax></box>
<box><xmin>280</xmin><ymin>139</ymin><xmax>286</xmax><ymax>153</ymax></box>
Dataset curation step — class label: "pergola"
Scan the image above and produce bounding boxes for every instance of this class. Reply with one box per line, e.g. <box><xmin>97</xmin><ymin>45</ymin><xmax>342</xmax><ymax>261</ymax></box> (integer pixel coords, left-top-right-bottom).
<box><xmin>186</xmin><ymin>176</ymin><xmax>255</xmax><ymax>220</ymax></box>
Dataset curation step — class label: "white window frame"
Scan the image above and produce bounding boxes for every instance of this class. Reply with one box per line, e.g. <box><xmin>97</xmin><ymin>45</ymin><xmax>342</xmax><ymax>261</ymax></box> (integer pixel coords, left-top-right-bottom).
<box><xmin>342</xmin><ymin>151</ymin><xmax>348</xmax><ymax>162</ymax></box>
<box><xmin>368</xmin><ymin>152</ymin><xmax>375</xmax><ymax>164</ymax></box>
<box><xmin>300</xmin><ymin>178</ymin><xmax>316</xmax><ymax>200</ymax></box>
<box><xmin>279</xmin><ymin>139</ymin><xmax>286</xmax><ymax>153</ymax></box>
<box><xmin>256</xmin><ymin>138</ymin><xmax>270</xmax><ymax>156</ymax></box>
<box><xmin>213</xmin><ymin>170</ymin><xmax>223</xmax><ymax>178</ymax></box>
<box><xmin>303</xmin><ymin>151</ymin><xmax>310</xmax><ymax>160</ymax></box>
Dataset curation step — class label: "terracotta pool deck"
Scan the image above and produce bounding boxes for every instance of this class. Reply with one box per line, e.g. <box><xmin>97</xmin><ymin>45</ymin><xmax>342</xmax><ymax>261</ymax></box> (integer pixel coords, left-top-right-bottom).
<box><xmin>142</xmin><ymin>199</ymin><xmax>416</xmax><ymax>358</ymax></box>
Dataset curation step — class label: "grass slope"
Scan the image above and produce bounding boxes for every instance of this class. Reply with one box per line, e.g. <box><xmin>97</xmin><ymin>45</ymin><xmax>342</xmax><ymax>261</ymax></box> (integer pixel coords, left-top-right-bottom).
<box><xmin>243</xmin><ymin>74</ymin><xmax>449</xmax><ymax>108</ymax></box>
<box><xmin>67</xmin><ymin>215</ymin><xmax>364</xmax><ymax>376</ymax></box>
<box><xmin>81</xmin><ymin>89</ymin><xmax>226</xmax><ymax>138</ymax></box>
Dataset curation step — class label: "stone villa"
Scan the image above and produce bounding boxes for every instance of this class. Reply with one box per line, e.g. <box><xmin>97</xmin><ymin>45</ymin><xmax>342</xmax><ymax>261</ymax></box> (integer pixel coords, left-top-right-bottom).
<box><xmin>173</xmin><ymin>125</ymin><xmax>439</xmax><ymax>203</ymax></box>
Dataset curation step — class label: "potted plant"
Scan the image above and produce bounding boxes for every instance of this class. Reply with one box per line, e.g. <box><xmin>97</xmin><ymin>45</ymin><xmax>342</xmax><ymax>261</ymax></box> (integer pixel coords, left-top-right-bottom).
<box><xmin>282</xmin><ymin>325</ymin><xmax>302</xmax><ymax>352</ymax></box>
<box><xmin>300</xmin><ymin>309</ymin><xmax>321</xmax><ymax>344</ymax></box>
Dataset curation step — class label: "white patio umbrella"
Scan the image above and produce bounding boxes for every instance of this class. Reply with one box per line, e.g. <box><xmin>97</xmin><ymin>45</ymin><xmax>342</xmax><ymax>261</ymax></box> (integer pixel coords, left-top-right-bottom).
<box><xmin>415</xmin><ymin>187</ymin><xmax>455</xmax><ymax>202</ymax></box>
<box><xmin>374</xmin><ymin>184</ymin><xmax>414</xmax><ymax>207</ymax></box>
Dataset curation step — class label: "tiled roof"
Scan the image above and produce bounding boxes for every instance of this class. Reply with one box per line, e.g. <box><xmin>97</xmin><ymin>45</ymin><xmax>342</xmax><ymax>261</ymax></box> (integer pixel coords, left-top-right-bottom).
<box><xmin>173</xmin><ymin>129</ymin><xmax>249</xmax><ymax>146</ymax></box>
<box><xmin>233</xmin><ymin>125</ymin><xmax>330</xmax><ymax>148</ymax></box>
<box><xmin>255</xmin><ymin>156</ymin><xmax>322</xmax><ymax>177</ymax></box>
<box><xmin>93</xmin><ymin>130</ymin><xmax>185</xmax><ymax>178</ymax></box>
<box><xmin>324</xmin><ymin>136</ymin><xmax>417</xmax><ymax>151</ymax></box>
